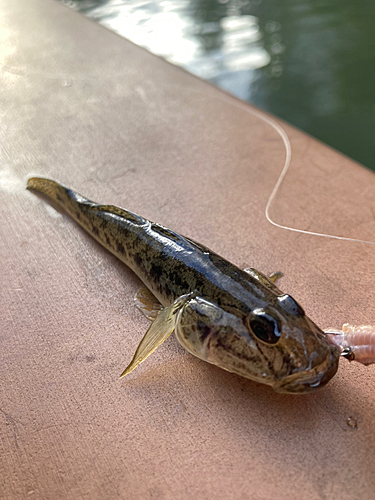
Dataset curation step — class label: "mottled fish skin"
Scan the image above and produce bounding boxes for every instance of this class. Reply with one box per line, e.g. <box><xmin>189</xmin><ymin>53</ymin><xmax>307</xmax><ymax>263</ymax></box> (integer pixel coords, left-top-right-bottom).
<box><xmin>27</xmin><ymin>177</ymin><xmax>340</xmax><ymax>393</ymax></box>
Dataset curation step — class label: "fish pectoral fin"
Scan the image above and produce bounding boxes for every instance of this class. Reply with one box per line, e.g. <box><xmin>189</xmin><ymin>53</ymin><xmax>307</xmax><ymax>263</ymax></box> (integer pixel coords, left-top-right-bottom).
<box><xmin>134</xmin><ymin>285</ymin><xmax>163</xmax><ymax>320</ymax></box>
<box><xmin>244</xmin><ymin>267</ymin><xmax>283</xmax><ymax>289</ymax></box>
<box><xmin>120</xmin><ymin>298</ymin><xmax>184</xmax><ymax>378</ymax></box>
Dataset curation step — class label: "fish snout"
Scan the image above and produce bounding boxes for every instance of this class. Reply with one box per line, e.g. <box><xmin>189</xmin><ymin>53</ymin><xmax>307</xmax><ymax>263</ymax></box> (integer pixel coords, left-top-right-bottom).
<box><xmin>274</xmin><ymin>343</ymin><xmax>340</xmax><ymax>394</ymax></box>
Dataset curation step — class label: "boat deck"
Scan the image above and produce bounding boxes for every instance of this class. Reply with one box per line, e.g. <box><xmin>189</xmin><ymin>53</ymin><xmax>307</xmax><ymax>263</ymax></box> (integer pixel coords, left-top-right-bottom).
<box><xmin>1</xmin><ymin>1</ymin><xmax>374</xmax><ymax>499</ymax></box>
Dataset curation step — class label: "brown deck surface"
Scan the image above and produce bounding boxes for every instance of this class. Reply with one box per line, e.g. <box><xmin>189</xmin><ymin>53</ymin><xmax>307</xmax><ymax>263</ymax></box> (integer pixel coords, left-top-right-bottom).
<box><xmin>1</xmin><ymin>1</ymin><xmax>375</xmax><ymax>499</ymax></box>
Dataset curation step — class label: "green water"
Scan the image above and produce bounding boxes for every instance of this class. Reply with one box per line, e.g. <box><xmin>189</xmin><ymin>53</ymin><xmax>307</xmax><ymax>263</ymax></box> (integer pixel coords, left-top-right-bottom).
<box><xmin>249</xmin><ymin>0</ymin><xmax>375</xmax><ymax>171</ymax></box>
<box><xmin>61</xmin><ymin>0</ymin><xmax>375</xmax><ymax>171</ymax></box>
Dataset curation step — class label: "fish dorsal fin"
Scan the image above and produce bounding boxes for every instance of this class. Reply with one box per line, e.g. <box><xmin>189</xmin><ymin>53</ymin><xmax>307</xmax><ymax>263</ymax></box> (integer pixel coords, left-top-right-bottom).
<box><xmin>120</xmin><ymin>296</ymin><xmax>186</xmax><ymax>378</ymax></box>
<box><xmin>134</xmin><ymin>286</ymin><xmax>163</xmax><ymax>320</ymax></box>
<box><xmin>244</xmin><ymin>268</ymin><xmax>283</xmax><ymax>292</ymax></box>
<box><xmin>95</xmin><ymin>205</ymin><xmax>146</xmax><ymax>225</ymax></box>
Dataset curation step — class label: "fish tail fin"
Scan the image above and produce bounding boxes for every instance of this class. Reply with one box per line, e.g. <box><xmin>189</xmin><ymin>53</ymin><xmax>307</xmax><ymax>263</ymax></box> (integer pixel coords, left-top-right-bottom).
<box><xmin>27</xmin><ymin>176</ymin><xmax>145</xmax><ymax>267</ymax></box>
<box><xmin>27</xmin><ymin>177</ymin><xmax>92</xmax><ymax>205</ymax></box>
<box><xmin>27</xmin><ymin>176</ymin><xmax>97</xmax><ymax>221</ymax></box>
<box><xmin>27</xmin><ymin>177</ymin><xmax>64</xmax><ymax>201</ymax></box>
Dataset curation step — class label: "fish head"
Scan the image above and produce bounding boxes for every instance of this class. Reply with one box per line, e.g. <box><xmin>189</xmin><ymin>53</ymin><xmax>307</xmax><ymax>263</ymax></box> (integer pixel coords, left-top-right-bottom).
<box><xmin>174</xmin><ymin>294</ymin><xmax>340</xmax><ymax>394</ymax></box>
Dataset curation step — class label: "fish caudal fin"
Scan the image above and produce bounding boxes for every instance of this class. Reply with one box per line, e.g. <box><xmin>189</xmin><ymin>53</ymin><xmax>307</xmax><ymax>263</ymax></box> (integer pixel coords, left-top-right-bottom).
<box><xmin>27</xmin><ymin>177</ymin><xmax>62</xmax><ymax>200</ymax></box>
<box><xmin>27</xmin><ymin>177</ymin><xmax>94</xmax><ymax>209</ymax></box>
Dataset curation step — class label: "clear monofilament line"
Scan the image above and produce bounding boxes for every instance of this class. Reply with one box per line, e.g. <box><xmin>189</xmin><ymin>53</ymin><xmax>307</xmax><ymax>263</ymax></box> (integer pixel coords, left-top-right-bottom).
<box><xmin>226</xmin><ymin>98</ymin><xmax>375</xmax><ymax>246</ymax></box>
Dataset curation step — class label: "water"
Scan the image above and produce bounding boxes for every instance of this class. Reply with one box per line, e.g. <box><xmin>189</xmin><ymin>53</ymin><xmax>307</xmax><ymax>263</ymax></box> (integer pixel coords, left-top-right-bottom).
<box><xmin>59</xmin><ymin>0</ymin><xmax>375</xmax><ymax>172</ymax></box>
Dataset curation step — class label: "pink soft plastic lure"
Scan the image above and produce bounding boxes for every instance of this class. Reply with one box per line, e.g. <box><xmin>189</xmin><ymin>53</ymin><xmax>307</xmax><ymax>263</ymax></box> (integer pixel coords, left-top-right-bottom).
<box><xmin>326</xmin><ymin>324</ymin><xmax>375</xmax><ymax>366</ymax></box>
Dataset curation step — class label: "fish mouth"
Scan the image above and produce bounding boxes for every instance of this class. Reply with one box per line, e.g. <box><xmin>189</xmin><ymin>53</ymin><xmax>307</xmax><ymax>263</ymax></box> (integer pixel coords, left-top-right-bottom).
<box><xmin>273</xmin><ymin>345</ymin><xmax>340</xmax><ymax>394</ymax></box>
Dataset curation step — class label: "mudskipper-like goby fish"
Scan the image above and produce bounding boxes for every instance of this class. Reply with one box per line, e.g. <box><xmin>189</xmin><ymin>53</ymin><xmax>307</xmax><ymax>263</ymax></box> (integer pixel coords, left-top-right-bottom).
<box><xmin>27</xmin><ymin>177</ymin><xmax>340</xmax><ymax>394</ymax></box>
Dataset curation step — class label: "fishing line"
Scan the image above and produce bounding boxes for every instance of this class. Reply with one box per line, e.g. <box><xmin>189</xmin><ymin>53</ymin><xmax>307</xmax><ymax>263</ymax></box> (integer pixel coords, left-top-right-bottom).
<box><xmin>243</xmin><ymin>105</ymin><xmax>375</xmax><ymax>362</ymax></box>
<box><xmin>243</xmin><ymin>106</ymin><xmax>375</xmax><ymax>246</ymax></box>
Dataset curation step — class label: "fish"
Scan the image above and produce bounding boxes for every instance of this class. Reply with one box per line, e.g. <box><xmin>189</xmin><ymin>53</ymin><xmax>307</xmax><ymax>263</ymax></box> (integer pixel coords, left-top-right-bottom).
<box><xmin>27</xmin><ymin>177</ymin><xmax>340</xmax><ymax>394</ymax></box>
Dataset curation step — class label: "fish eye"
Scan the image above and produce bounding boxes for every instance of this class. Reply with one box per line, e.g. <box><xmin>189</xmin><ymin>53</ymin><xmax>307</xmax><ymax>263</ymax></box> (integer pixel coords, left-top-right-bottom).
<box><xmin>248</xmin><ymin>310</ymin><xmax>281</xmax><ymax>344</ymax></box>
